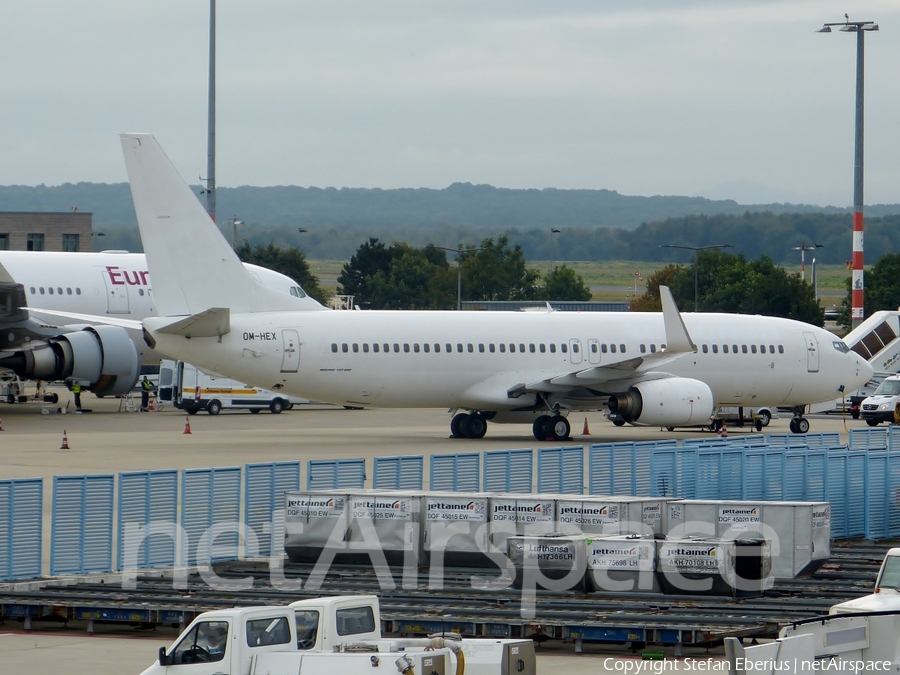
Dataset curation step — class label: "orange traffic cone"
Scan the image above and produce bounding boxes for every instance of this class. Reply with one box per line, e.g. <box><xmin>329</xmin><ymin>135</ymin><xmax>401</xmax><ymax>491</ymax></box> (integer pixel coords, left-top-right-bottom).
<box><xmin>183</xmin><ymin>416</ymin><xmax>192</xmax><ymax>435</ymax></box>
<box><xmin>582</xmin><ymin>417</ymin><xmax>590</xmax><ymax>435</ymax></box>
<box><xmin>717</xmin><ymin>422</ymin><xmax>728</xmax><ymax>439</ymax></box>
<box><xmin>60</xmin><ymin>429</ymin><xmax>70</xmax><ymax>449</ymax></box>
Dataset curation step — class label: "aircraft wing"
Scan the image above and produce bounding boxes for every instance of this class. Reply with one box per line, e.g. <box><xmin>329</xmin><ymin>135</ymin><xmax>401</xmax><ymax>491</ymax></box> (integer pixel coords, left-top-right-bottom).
<box><xmin>22</xmin><ymin>308</ymin><xmax>143</xmax><ymax>331</ymax></box>
<box><xmin>524</xmin><ymin>285</ymin><xmax>696</xmax><ymax>391</ymax></box>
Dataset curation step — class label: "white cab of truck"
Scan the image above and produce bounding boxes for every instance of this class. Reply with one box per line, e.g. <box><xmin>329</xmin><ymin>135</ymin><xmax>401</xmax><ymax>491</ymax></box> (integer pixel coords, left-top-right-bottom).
<box><xmin>725</xmin><ymin>549</ymin><xmax>900</xmax><ymax>673</ymax></box>
<box><xmin>140</xmin><ymin>594</ymin><xmax>536</xmax><ymax>675</ymax></box>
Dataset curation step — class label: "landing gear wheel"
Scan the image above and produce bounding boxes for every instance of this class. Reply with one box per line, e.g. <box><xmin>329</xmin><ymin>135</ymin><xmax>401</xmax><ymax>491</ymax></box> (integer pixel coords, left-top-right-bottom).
<box><xmin>757</xmin><ymin>410</ymin><xmax>772</xmax><ymax>427</ymax></box>
<box><xmin>533</xmin><ymin>415</ymin><xmax>551</xmax><ymax>440</ymax></box>
<box><xmin>207</xmin><ymin>399</ymin><xmax>222</xmax><ymax>415</ymax></box>
<box><xmin>666</xmin><ymin>426</ymin><xmax>675</xmax><ymax>432</ymax></box>
<box><xmin>543</xmin><ymin>416</ymin><xmax>570</xmax><ymax>442</ymax></box>
<box><xmin>790</xmin><ymin>417</ymin><xmax>810</xmax><ymax>434</ymax></box>
<box><xmin>612</xmin><ymin>417</ymin><xmax>626</xmax><ymax>427</ymax></box>
<box><xmin>450</xmin><ymin>413</ymin><xmax>468</xmax><ymax>438</ymax></box>
<box><xmin>270</xmin><ymin>399</ymin><xmax>284</xmax><ymax>414</ymax></box>
<box><xmin>461</xmin><ymin>413</ymin><xmax>487</xmax><ymax>439</ymax></box>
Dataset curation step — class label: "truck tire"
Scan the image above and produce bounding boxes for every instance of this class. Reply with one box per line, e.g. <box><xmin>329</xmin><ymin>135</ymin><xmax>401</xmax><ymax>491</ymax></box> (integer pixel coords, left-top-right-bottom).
<box><xmin>207</xmin><ymin>400</ymin><xmax>222</xmax><ymax>415</ymax></box>
<box><xmin>757</xmin><ymin>409</ymin><xmax>772</xmax><ymax>427</ymax></box>
<box><xmin>270</xmin><ymin>399</ymin><xmax>284</xmax><ymax>414</ymax></box>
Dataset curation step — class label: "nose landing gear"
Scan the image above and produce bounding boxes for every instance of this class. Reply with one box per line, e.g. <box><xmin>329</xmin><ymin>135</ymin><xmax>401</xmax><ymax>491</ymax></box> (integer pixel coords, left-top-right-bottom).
<box><xmin>789</xmin><ymin>416</ymin><xmax>810</xmax><ymax>434</ymax></box>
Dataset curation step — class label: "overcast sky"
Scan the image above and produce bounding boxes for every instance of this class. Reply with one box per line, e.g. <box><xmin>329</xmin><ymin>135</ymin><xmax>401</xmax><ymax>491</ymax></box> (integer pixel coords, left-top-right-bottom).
<box><xmin>2</xmin><ymin>1</ymin><xmax>898</xmax><ymax>206</ymax></box>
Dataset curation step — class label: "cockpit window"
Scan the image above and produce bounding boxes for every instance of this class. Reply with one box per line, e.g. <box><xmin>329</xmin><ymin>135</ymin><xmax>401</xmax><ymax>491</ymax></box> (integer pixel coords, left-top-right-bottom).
<box><xmin>290</xmin><ymin>286</ymin><xmax>308</xmax><ymax>298</ymax></box>
<box><xmin>832</xmin><ymin>341</ymin><xmax>850</xmax><ymax>354</ymax></box>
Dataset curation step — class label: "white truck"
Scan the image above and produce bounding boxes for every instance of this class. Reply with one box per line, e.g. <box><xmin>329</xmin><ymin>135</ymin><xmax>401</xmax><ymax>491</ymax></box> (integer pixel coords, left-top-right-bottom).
<box><xmin>158</xmin><ymin>359</ymin><xmax>309</xmax><ymax>415</ymax></box>
<box><xmin>859</xmin><ymin>374</ymin><xmax>900</xmax><ymax>426</ymax></box>
<box><xmin>725</xmin><ymin>548</ymin><xmax>900</xmax><ymax>672</ymax></box>
<box><xmin>141</xmin><ymin>594</ymin><xmax>536</xmax><ymax>675</ymax></box>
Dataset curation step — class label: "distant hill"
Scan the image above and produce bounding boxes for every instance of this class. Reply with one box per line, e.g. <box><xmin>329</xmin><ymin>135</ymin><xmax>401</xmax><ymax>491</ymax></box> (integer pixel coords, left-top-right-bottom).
<box><xmin>3</xmin><ymin>182</ymin><xmax>899</xmax><ymax>263</ymax></box>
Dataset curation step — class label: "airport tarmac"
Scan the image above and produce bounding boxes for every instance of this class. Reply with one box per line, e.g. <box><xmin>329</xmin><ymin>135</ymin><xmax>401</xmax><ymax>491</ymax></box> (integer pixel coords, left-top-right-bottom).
<box><xmin>0</xmin><ymin>391</ymin><xmax>860</xmax><ymax>484</ymax></box>
<box><xmin>0</xmin><ymin>392</ymin><xmax>857</xmax><ymax>674</ymax></box>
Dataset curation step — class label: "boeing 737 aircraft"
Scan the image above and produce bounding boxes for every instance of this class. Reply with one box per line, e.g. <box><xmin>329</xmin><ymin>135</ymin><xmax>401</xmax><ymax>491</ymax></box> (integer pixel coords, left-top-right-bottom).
<box><xmin>122</xmin><ymin>133</ymin><xmax>873</xmax><ymax>439</ymax></box>
<box><xmin>0</xmin><ymin>250</ymin><xmax>321</xmax><ymax>397</ymax></box>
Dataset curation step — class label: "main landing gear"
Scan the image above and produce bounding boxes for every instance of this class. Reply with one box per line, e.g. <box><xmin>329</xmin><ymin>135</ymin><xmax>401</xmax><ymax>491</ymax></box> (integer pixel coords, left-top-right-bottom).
<box><xmin>450</xmin><ymin>412</ymin><xmax>487</xmax><ymax>439</ymax></box>
<box><xmin>789</xmin><ymin>415</ymin><xmax>810</xmax><ymax>434</ymax></box>
<box><xmin>532</xmin><ymin>414</ymin><xmax>571</xmax><ymax>442</ymax></box>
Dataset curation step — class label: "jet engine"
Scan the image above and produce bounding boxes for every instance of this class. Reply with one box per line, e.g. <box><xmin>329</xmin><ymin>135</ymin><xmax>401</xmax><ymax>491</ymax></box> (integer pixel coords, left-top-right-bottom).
<box><xmin>0</xmin><ymin>325</ymin><xmax>140</xmax><ymax>397</ymax></box>
<box><xmin>607</xmin><ymin>377</ymin><xmax>715</xmax><ymax>427</ymax></box>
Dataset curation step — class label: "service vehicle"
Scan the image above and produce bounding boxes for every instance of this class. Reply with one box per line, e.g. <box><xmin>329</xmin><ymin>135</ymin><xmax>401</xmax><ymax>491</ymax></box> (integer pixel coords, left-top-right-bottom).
<box><xmin>141</xmin><ymin>594</ymin><xmax>536</xmax><ymax>675</ymax></box>
<box><xmin>725</xmin><ymin>548</ymin><xmax>900</xmax><ymax>672</ymax></box>
<box><xmin>158</xmin><ymin>359</ymin><xmax>308</xmax><ymax>415</ymax></box>
<box><xmin>859</xmin><ymin>374</ymin><xmax>900</xmax><ymax>426</ymax></box>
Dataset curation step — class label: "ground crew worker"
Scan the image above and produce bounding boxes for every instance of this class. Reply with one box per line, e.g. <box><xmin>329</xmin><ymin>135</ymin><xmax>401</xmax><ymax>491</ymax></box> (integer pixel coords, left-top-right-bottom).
<box><xmin>140</xmin><ymin>376</ymin><xmax>153</xmax><ymax>412</ymax></box>
<box><xmin>72</xmin><ymin>380</ymin><xmax>82</xmax><ymax>411</ymax></box>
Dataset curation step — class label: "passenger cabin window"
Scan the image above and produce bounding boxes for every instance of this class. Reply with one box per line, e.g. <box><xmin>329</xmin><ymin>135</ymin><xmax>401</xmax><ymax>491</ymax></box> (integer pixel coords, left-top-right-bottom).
<box><xmin>540</xmin><ymin>344</ymin><xmax>546</xmax><ymax>353</ymax></box>
<box><xmin>489</xmin><ymin>344</ymin><xmax>495</xmax><ymax>353</ymax></box>
<box><xmin>723</xmin><ymin>345</ymin><xmax>729</xmax><ymax>354</ymax></box>
<box><xmin>499</xmin><ymin>344</ymin><xmax>506</xmax><ymax>353</ymax></box>
<box><xmin>331</xmin><ymin>343</ymin><xmax>338</xmax><ymax>353</ymax></box>
<box><xmin>295</xmin><ymin>610</ymin><xmax>320</xmax><ymax>650</ymax></box>
<box><xmin>619</xmin><ymin>344</ymin><xmax>626</xmax><ymax>353</ymax></box>
<box><xmin>750</xmin><ymin>345</ymin><xmax>756</xmax><ymax>354</ymax></box>
<box><xmin>336</xmin><ymin>606</ymin><xmax>376</xmax><ymax>636</ymax></box>
<box><xmin>610</xmin><ymin>344</ymin><xmax>617</xmax><ymax>354</ymax></box>
<box><xmin>352</xmin><ymin>344</ymin><xmax>359</xmax><ymax>353</ymax></box>
<box><xmin>650</xmin><ymin>344</ymin><xmax>656</xmax><ymax>353</ymax></box>
<box><xmin>549</xmin><ymin>344</ymin><xmax>556</xmax><ymax>353</ymax></box>
<box><xmin>702</xmin><ymin>345</ymin><xmax>708</xmax><ymax>353</ymax></box>
<box><xmin>341</xmin><ymin>343</ymin><xmax>348</xmax><ymax>353</ymax></box>
<box><xmin>363</xmin><ymin>344</ymin><xmax>369</xmax><ymax>353</ymax></box>
<box><xmin>712</xmin><ymin>345</ymin><xmax>719</xmax><ymax>354</ymax></box>
<box><xmin>561</xmin><ymin>344</ymin><xmax>568</xmax><ymax>353</ymax></box>
<box><xmin>246</xmin><ymin>616</ymin><xmax>291</xmax><ymax>647</ymax></box>
<box><xmin>639</xmin><ymin>344</ymin><xmax>645</xmax><ymax>354</ymax></box>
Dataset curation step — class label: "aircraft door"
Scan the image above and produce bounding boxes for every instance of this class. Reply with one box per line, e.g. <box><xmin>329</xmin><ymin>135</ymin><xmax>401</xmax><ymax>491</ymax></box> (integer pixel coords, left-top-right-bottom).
<box><xmin>569</xmin><ymin>339</ymin><xmax>583</xmax><ymax>365</ymax></box>
<box><xmin>803</xmin><ymin>331</ymin><xmax>820</xmax><ymax>373</ymax></box>
<box><xmin>102</xmin><ymin>270</ymin><xmax>129</xmax><ymax>314</ymax></box>
<box><xmin>587</xmin><ymin>339</ymin><xmax>601</xmax><ymax>365</ymax></box>
<box><xmin>281</xmin><ymin>329</ymin><xmax>300</xmax><ymax>373</ymax></box>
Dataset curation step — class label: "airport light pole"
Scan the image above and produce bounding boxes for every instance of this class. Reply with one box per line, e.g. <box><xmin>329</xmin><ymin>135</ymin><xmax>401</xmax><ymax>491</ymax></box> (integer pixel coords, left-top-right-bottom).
<box><xmin>230</xmin><ymin>216</ymin><xmax>243</xmax><ymax>249</ymax></box>
<box><xmin>550</xmin><ymin>228</ymin><xmax>561</xmax><ymax>273</ymax></box>
<box><xmin>659</xmin><ymin>244</ymin><xmax>732</xmax><ymax>312</ymax></box>
<box><xmin>205</xmin><ymin>0</ymin><xmax>216</xmax><ymax>222</ymax></box>
<box><xmin>433</xmin><ymin>245</ymin><xmax>483</xmax><ymax>311</ymax></box>
<box><xmin>818</xmin><ymin>16</ymin><xmax>878</xmax><ymax>329</ymax></box>
<box><xmin>791</xmin><ymin>242</ymin><xmax>824</xmax><ymax>281</ymax></box>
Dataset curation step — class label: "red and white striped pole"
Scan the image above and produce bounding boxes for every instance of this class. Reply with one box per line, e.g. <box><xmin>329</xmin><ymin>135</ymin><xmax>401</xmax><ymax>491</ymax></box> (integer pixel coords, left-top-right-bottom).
<box><xmin>818</xmin><ymin>18</ymin><xmax>877</xmax><ymax>329</ymax></box>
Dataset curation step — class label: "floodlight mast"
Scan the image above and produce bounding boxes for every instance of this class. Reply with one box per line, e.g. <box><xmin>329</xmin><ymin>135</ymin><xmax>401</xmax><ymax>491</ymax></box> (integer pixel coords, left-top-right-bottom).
<box><xmin>818</xmin><ymin>17</ymin><xmax>878</xmax><ymax>329</ymax></box>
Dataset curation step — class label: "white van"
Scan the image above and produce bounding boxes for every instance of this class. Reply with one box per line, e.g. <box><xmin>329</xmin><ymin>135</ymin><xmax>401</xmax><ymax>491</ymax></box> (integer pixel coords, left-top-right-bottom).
<box><xmin>158</xmin><ymin>360</ymin><xmax>309</xmax><ymax>415</ymax></box>
<box><xmin>860</xmin><ymin>374</ymin><xmax>900</xmax><ymax>426</ymax></box>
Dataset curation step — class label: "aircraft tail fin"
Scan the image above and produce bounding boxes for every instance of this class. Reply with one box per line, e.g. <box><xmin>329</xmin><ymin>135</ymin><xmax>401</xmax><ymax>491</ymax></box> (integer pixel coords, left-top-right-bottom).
<box><xmin>120</xmin><ymin>133</ymin><xmax>302</xmax><ymax>317</ymax></box>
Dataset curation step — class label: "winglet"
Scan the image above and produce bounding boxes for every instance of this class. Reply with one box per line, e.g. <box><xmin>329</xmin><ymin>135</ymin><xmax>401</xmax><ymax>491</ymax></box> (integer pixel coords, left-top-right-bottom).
<box><xmin>659</xmin><ymin>285</ymin><xmax>696</xmax><ymax>353</ymax></box>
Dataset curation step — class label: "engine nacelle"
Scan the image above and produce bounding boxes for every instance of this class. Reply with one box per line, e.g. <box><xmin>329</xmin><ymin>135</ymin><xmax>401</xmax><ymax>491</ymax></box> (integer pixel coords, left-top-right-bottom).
<box><xmin>0</xmin><ymin>326</ymin><xmax>140</xmax><ymax>397</ymax></box>
<box><xmin>607</xmin><ymin>377</ymin><xmax>715</xmax><ymax>427</ymax></box>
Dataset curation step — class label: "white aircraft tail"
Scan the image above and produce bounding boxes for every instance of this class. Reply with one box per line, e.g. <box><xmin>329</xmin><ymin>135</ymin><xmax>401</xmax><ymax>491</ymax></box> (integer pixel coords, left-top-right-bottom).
<box><xmin>120</xmin><ymin>133</ymin><xmax>302</xmax><ymax>317</ymax></box>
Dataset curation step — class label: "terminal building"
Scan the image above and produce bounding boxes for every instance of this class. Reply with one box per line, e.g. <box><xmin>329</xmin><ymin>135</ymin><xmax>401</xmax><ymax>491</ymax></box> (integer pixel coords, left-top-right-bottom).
<box><xmin>0</xmin><ymin>212</ymin><xmax>93</xmax><ymax>252</ymax></box>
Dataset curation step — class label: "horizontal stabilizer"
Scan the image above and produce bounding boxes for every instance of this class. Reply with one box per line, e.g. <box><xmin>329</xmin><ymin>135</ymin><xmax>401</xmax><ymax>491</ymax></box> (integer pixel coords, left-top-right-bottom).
<box><xmin>155</xmin><ymin>308</ymin><xmax>230</xmax><ymax>338</ymax></box>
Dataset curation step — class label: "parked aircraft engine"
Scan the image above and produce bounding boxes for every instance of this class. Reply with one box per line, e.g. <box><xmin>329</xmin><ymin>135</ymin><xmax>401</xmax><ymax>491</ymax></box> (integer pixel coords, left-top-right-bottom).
<box><xmin>607</xmin><ymin>377</ymin><xmax>715</xmax><ymax>427</ymax></box>
<box><xmin>0</xmin><ymin>325</ymin><xmax>140</xmax><ymax>397</ymax></box>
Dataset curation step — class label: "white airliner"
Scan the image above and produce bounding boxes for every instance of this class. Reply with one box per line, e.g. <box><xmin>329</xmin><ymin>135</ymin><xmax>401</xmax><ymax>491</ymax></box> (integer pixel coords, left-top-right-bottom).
<box><xmin>121</xmin><ymin>133</ymin><xmax>873</xmax><ymax>439</ymax></box>
<box><xmin>0</xmin><ymin>250</ymin><xmax>320</xmax><ymax>397</ymax></box>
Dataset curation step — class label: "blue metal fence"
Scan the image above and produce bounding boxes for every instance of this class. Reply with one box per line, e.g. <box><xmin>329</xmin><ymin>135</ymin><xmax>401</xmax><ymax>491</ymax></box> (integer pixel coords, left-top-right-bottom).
<box><xmin>430</xmin><ymin>452</ymin><xmax>480</xmax><ymax>491</ymax></box>
<box><xmin>245</xmin><ymin>462</ymin><xmax>301</xmax><ymax>557</ymax></box>
<box><xmin>483</xmin><ymin>449</ymin><xmax>533</xmax><ymax>493</ymax></box>
<box><xmin>373</xmin><ymin>455</ymin><xmax>424</xmax><ymax>490</ymax></box>
<box><xmin>307</xmin><ymin>459</ymin><xmax>365</xmax><ymax>490</ymax></box>
<box><xmin>181</xmin><ymin>467</ymin><xmax>241</xmax><ymax>565</ymax></box>
<box><xmin>118</xmin><ymin>470</ymin><xmax>178</xmax><ymax>570</ymax></box>
<box><xmin>51</xmin><ymin>475</ymin><xmax>114</xmax><ymax>575</ymax></box>
<box><xmin>537</xmin><ymin>446</ymin><xmax>583</xmax><ymax>494</ymax></box>
<box><xmin>0</xmin><ymin>479</ymin><xmax>42</xmax><ymax>580</ymax></box>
